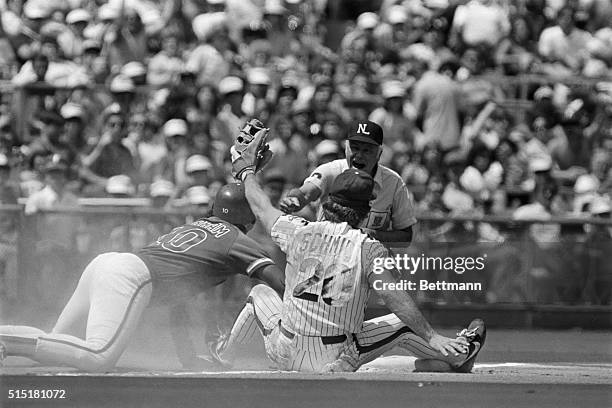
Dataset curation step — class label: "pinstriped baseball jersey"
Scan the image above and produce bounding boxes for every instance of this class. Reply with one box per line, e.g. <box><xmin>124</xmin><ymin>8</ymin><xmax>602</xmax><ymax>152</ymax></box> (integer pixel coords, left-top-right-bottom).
<box><xmin>271</xmin><ymin>214</ymin><xmax>387</xmax><ymax>336</ymax></box>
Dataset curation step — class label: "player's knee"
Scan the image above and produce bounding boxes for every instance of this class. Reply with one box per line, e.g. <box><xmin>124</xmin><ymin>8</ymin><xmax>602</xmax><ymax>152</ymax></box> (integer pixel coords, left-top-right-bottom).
<box><xmin>249</xmin><ymin>284</ymin><xmax>276</xmax><ymax>300</ymax></box>
<box><xmin>74</xmin><ymin>350</ymin><xmax>116</xmax><ymax>372</ymax></box>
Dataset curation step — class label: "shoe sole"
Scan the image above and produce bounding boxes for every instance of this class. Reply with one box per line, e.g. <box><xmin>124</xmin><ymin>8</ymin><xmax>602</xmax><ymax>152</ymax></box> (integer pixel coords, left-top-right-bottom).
<box><xmin>454</xmin><ymin>319</ymin><xmax>486</xmax><ymax>373</ymax></box>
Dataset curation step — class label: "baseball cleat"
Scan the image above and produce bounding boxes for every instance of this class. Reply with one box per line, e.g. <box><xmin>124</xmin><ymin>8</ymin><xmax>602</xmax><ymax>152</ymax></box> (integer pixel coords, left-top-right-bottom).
<box><xmin>205</xmin><ymin>337</ymin><xmax>232</xmax><ymax>369</ymax></box>
<box><xmin>453</xmin><ymin>318</ymin><xmax>486</xmax><ymax>373</ymax></box>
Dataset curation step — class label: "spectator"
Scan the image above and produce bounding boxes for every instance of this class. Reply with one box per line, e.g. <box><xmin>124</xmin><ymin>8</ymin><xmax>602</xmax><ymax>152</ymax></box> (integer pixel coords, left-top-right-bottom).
<box><xmin>413</xmin><ymin>58</ymin><xmax>462</xmax><ymax>151</ymax></box>
<box><xmin>147</xmin><ymin>30</ymin><xmax>185</xmax><ymax>86</ymax></box>
<box><xmin>215</xmin><ymin>76</ymin><xmax>247</xmax><ymax>148</ymax></box>
<box><xmin>183</xmin><ymin>185</ymin><xmax>211</xmax><ymax>210</ymax></box>
<box><xmin>149</xmin><ymin>179</ymin><xmax>175</xmax><ymax>208</ymax></box>
<box><xmin>450</xmin><ymin>0</ymin><xmax>510</xmax><ymax>53</ymax></box>
<box><xmin>187</xmin><ymin>12</ymin><xmax>232</xmax><ymax>86</ymax></box>
<box><xmin>538</xmin><ymin>6</ymin><xmax>593</xmax><ymax>75</ymax></box>
<box><xmin>26</xmin><ymin>111</ymin><xmax>74</xmax><ymax>170</ymax></box>
<box><xmin>106</xmin><ymin>6</ymin><xmax>149</xmax><ymax>71</ymax></box>
<box><xmin>369</xmin><ymin>79</ymin><xmax>414</xmax><ymax>149</ymax></box>
<box><xmin>155</xmin><ymin>118</ymin><xmax>191</xmax><ymax>187</ymax></box>
<box><xmin>58</xmin><ymin>9</ymin><xmax>91</xmax><ymax>59</ymax></box>
<box><xmin>25</xmin><ymin>156</ymin><xmax>78</xmax><ymax>215</ymax></box>
<box><xmin>82</xmin><ymin>108</ymin><xmax>136</xmax><ymax>188</ymax></box>
<box><xmin>12</xmin><ymin>36</ymin><xmax>89</xmax><ymax>87</ymax></box>
<box><xmin>184</xmin><ymin>153</ymin><xmax>214</xmax><ymax>190</ymax></box>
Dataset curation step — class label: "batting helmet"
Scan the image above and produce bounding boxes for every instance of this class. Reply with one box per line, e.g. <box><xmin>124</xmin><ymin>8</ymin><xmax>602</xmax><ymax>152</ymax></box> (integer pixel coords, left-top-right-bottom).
<box><xmin>212</xmin><ymin>182</ymin><xmax>255</xmax><ymax>226</ymax></box>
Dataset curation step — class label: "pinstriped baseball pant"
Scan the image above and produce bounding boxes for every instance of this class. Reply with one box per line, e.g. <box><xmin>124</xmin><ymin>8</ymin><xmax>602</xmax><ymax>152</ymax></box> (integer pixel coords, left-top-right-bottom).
<box><xmin>0</xmin><ymin>252</ymin><xmax>152</xmax><ymax>371</ymax></box>
<box><xmin>222</xmin><ymin>284</ymin><xmax>468</xmax><ymax>372</ymax></box>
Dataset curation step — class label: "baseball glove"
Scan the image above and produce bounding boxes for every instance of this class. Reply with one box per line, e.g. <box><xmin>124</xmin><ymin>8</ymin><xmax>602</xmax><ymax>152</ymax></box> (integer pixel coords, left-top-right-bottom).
<box><xmin>230</xmin><ymin>119</ymin><xmax>273</xmax><ymax>181</ymax></box>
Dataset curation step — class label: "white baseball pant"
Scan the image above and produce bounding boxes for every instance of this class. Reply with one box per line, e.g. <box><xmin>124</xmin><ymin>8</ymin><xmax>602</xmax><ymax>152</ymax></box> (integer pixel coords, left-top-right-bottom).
<box><xmin>0</xmin><ymin>252</ymin><xmax>152</xmax><ymax>371</ymax></box>
<box><xmin>220</xmin><ymin>284</ymin><xmax>468</xmax><ymax>372</ymax></box>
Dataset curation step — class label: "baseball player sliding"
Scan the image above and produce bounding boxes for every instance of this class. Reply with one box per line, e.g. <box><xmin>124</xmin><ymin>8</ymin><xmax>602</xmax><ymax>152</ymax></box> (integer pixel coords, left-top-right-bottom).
<box><xmin>0</xmin><ymin>180</ymin><xmax>285</xmax><ymax>371</ymax></box>
<box><xmin>218</xmin><ymin>122</ymin><xmax>486</xmax><ymax>372</ymax></box>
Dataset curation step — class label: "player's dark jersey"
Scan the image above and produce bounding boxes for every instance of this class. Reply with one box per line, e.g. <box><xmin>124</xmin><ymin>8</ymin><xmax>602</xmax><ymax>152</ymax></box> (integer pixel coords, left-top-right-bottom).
<box><xmin>137</xmin><ymin>216</ymin><xmax>274</xmax><ymax>294</ymax></box>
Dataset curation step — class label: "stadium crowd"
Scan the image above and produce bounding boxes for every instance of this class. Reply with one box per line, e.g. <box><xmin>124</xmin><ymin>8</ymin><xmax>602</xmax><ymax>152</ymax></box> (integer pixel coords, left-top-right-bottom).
<box><xmin>0</xmin><ymin>0</ymin><xmax>611</xmax><ymax>307</ymax></box>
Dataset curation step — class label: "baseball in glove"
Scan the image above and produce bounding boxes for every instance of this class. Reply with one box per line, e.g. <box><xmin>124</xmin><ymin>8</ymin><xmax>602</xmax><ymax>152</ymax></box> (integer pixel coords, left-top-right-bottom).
<box><xmin>230</xmin><ymin>119</ymin><xmax>273</xmax><ymax>181</ymax></box>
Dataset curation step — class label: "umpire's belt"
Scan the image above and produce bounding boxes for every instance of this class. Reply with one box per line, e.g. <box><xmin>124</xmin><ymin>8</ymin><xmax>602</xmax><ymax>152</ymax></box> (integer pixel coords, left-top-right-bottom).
<box><xmin>279</xmin><ymin>321</ymin><xmax>347</xmax><ymax>345</ymax></box>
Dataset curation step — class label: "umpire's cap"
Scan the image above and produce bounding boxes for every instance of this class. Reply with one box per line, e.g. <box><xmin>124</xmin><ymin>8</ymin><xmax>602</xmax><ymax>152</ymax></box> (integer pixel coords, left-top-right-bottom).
<box><xmin>212</xmin><ymin>182</ymin><xmax>255</xmax><ymax>226</ymax></box>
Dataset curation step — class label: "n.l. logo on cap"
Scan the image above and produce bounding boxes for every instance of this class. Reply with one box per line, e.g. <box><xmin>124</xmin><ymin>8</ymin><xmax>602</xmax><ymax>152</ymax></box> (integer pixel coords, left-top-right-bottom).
<box><xmin>357</xmin><ymin>123</ymin><xmax>370</xmax><ymax>135</ymax></box>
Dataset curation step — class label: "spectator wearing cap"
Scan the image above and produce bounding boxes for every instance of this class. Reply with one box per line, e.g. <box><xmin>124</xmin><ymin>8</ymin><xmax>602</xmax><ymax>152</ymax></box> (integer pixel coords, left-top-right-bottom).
<box><xmin>215</xmin><ymin>76</ymin><xmax>247</xmax><ymax>148</ymax></box>
<box><xmin>60</xmin><ymin>103</ymin><xmax>88</xmax><ymax>155</ymax></box>
<box><xmin>242</xmin><ymin>68</ymin><xmax>272</xmax><ymax>118</ymax></box>
<box><xmin>109</xmin><ymin>74</ymin><xmax>137</xmax><ymax>117</ymax></box>
<box><xmin>369</xmin><ymin>80</ymin><xmax>415</xmax><ymax>150</ymax></box>
<box><xmin>280</xmin><ymin>120</ymin><xmax>417</xmax><ymax>243</ymax></box>
<box><xmin>183</xmin><ymin>185</ymin><xmax>211</xmax><ymax>209</ymax></box>
<box><xmin>82</xmin><ymin>4</ymin><xmax>118</xmax><ymax>43</ymax></box>
<box><xmin>573</xmin><ymin>174</ymin><xmax>600</xmax><ymax>215</ymax></box>
<box><xmin>184</xmin><ymin>153</ymin><xmax>212</xmax><ymax>183</ymax></box>
<box><xmin>121</xmin><ymin>61</ymin><xmax>147</xmax><ymax>86</ymax></box>
<box><xmin>312</xmin><ymin>139</ymin><xmax>342</xmax><ymax>166</ymax></box>
<box><xmin>375</xmin><ymin>4</ymin><xmax>411</xmax><ymax>52</ymax></box>
<box><xmin>413</xmin><ymin>58</ymin><xmax>462</xmax><ymax>152</ymax></box>
<box><xmin>538</xmin><ymin>6</ymin><xmax>593</xmax><ymax>75</ymax></box>
<box><xmin>340</xmin><ymin>12</ymin><xmax>380</xmax><ymax>58</ymax></box>
<box><xmin>154</xmin><ymin>119</ymin><xmax>191</xmax><ymax>187</ymax></box>
<box><xmin>82</xmin><ymin>111</ymin><xmax>136</xmax><ymax>188</ymax></box>
<box><xmin>105</xmin><ymin>174</ymin><xmax>136</xmax><ymax>198</ymax></box>
<box><xmin>58</xmin><ymin>9</ymin><xmax>92</xmax><ymax>59</ymax></box>
<box><xmin>149</xmin><ymin>179</ymin><xmax>176</xmax><ymax>208</ymax></box>
<box><xmin>186</xmin><ymin>12</ymin><xmax>232</xmax><ymax>86</ymax></box>
<box><xmin>26</xmin><ymin>111</ymin><xmax>74</xmax><ymax>171</ymax></box>
<box><xmin>25</xmin><ymin>156</ymin><xmax>78</xmax><ymax>215</ymax></box>
<box><xmin>147</xmin><ymin>30</ymin><xmax>185</xmax><ymax>87</ymax></box>
<box><xmin>80</xmin><ymin>39</ymin><xmax>107</xmax><ymax>83</ymax></box>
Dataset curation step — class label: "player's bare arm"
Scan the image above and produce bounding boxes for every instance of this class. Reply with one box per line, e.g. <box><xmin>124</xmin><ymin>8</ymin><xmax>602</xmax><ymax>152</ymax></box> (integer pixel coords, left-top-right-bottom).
<box><xmin>279</xmin><ymin>182</ymin><xmax>321</xmax><ymax>213</ymax></box>
<box><xmin>242</xmin><ymin>173</ymin><xmax>283</xmax><ymax>235</ymax></box>
<box><xmin>368</xmin><ymin>267</ymin><xmax>469</xmax><ymax>357</ymax></box>
<box><xmin>251</xmin><ymin>263</ymin><xmax>285</xmax><ymax>296</ymax></box>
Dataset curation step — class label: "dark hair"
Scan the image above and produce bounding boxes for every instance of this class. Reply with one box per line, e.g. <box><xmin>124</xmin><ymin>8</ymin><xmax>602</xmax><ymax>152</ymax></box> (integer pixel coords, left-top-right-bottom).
<box><xmin>321</xmin><ymin>198</ymin><xmax>368</xmax><ymax>229</ymax></box>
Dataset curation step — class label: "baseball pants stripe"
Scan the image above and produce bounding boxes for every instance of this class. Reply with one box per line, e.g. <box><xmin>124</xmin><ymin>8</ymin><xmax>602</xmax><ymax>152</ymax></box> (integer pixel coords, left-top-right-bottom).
<box><xmin>355</xmin><ymin>314</ymin><xmax>466</xmax><ymax>367</ymax></box>
<box><xmin>220</xmin><ymin>284</ymin><xmax>282</xmax><ymax>358</ymax></box>
<box><xmin>1</xmin><ymin>253</ymin><xmax>152</xmax><ymax>371</ymax></box>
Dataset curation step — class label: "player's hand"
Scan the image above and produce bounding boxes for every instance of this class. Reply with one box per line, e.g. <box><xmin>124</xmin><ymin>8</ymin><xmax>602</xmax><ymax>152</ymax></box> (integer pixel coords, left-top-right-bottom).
<box><xmin>279</xmin><ymin>196</ymin><xmax>301</xmax><ymax>213</ymax></box>
<box><xmin>428</xmin><ymin>333</ymin><xmax>470</xmax><ymax>357</ymax></box>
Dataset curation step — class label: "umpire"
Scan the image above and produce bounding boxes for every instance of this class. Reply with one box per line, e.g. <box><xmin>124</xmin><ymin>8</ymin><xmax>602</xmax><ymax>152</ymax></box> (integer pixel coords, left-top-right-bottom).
<box><xmin>280</xmin><ymin>120</ymin><xmax>416</xmax><ymax>244</ymax></box>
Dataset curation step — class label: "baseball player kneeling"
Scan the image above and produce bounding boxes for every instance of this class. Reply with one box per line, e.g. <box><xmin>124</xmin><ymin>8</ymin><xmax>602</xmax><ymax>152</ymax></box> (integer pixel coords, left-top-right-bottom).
<box><xmin>215</xmin><ymin>125</ymin><xmax>486</xmax><ymax>373</ymax></box>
